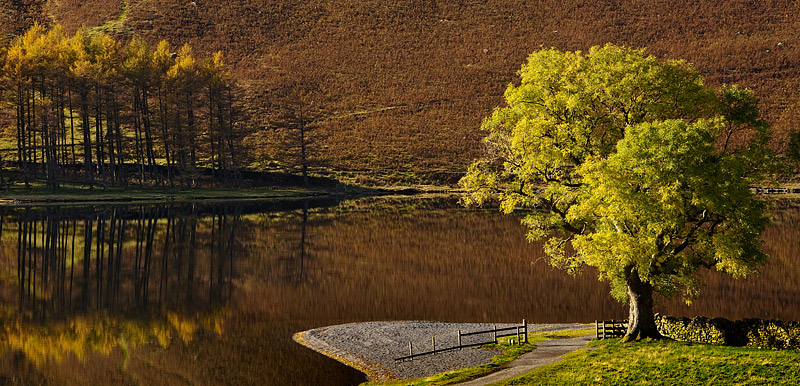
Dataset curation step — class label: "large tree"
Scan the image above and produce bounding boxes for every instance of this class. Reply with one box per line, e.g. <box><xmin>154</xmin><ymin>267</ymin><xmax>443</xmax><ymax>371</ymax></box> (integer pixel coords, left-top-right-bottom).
<box><xmin>461</xmin><ymin>44</ymin><xmax>773</xmax><ymax>341</ymax></box>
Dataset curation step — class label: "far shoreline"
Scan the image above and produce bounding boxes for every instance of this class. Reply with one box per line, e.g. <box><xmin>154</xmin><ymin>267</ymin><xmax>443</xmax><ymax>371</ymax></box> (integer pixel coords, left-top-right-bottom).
<box><xmin>0</xmin><ymin>184</ymin><xmax>461</xmax><ymax>207</ymax></box>
<box><xmin>4</xmin><ymin>178</ymin><xmax>800</xmax><ymax>207</ymax></box>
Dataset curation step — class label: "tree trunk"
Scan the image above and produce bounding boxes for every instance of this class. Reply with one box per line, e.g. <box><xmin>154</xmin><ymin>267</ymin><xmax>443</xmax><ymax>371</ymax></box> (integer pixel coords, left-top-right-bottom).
<box><xmin>133</xmin><ymin>87</ymin><xmax>145</xmax><ymax>185</ymax></box>
<box><xmin>95</xmin><ymin>86</ymin><xmax>106</xmax><ymax>184</ymax></box>
<box><xmin>68</xmin><ymin>88</ymin><xmax>76</xmax><ymax>166</ymax></box>
<box><xmin>300</xmin><ymin>122</ymin><xmax>309</xmax><ymax>188</ymax></box>
<box><xmin>80</xmin><ymin>90</ymin><xmax>94</xmax><ymax>186</ymax></box>
<box><xmin>141</xmin><ymin>88</ymin><xmax>159</xmax><ymax>185</ymax></box>
<box><xmin>621</xmin><ymin>265</ymin><xmax>662</xmax><ymax>342</ymax></box>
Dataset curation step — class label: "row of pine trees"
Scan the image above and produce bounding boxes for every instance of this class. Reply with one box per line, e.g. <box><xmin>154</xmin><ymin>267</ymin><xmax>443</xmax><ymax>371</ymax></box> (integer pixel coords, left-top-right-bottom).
<box><xmin>2</xmin><ymin>25</ymin><xmax>239</xmax><ymax>189</ymax></box>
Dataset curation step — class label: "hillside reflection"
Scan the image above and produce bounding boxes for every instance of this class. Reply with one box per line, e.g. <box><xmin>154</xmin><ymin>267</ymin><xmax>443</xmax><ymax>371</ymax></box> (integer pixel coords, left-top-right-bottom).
<box><xmin>0</xmin><ymin>198</ymin><xmax>798</xmax><ymax>385</ymax></box>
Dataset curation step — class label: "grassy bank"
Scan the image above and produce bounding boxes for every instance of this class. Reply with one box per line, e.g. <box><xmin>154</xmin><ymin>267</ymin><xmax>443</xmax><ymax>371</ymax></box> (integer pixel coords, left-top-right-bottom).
<box><xmin>495</xmin><ymin>339</ymin><xmax>800</xmax><ymax>385</ymax></box>
<box><xmin>363</xmin><ymin>328</ymin><xmax>594</xmax><ymax>386</ymax></box>
<box><xmin>367</xmin><ymin>331</ymin><xmax>800</xmax><ymax>386</ymax></box>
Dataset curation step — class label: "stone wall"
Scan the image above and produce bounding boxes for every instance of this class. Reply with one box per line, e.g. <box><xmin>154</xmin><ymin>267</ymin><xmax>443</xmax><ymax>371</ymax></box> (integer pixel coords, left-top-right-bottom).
<box><xmin>655</xmin><ymin>315</ymin><xmax>800</xmax><ymax>349</ymax></box>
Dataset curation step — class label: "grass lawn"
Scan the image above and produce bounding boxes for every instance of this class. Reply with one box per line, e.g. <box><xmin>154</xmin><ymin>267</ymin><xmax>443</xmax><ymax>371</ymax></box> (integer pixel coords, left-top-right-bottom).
<box><xmin>495</xmin><ymin>338</ymin><xmax>800</xmax><ymax>385</ymax></box>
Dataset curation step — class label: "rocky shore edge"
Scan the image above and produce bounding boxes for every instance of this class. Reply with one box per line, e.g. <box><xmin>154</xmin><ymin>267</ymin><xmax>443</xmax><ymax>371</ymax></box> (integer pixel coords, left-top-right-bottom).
<box><xmin>293</xmin><ymin>321</ymin><xmax>587</xmax><ymax>382</ymax></box>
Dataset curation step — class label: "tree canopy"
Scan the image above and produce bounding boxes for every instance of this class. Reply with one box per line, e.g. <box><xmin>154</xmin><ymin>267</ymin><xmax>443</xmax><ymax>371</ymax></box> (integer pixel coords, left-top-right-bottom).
<box><xmin>461</xmin><ymin>43</ymin><xmax>773</xmax><ymax>341</ymax></box>
<box><xmin>0</xmin><ymin>24</ymin><xmax>240</xmax><ymax>188</ymax></box>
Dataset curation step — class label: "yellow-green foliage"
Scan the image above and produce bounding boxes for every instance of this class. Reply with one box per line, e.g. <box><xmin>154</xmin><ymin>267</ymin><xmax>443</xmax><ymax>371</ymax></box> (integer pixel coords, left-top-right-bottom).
<box><xmin>657</xmin><ymin>315</ymin><xmax>800</xmax><ymax>350</ymax></box>
<box><xmin>462</xmin><ymin>44</ymin><xmax>772</xmax><ymax>304</ymax></box>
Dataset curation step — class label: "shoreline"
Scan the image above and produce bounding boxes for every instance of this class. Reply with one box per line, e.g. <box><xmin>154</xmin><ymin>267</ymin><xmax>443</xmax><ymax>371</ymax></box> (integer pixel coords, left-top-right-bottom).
<box><xmin>294</xmin><ymin>325</ymin><xmax>399</xmax><ymax>382</ymax></box>
<box><xmin>4</xmin><ymin>182</ymin><xmax>800</xmax><ymax>207</ymax></box>
<box><xmin>0</xmin><ymin>184</ymin><xmax>461</xmax><ymax>206</ymax></box>
<box><xmin>293</xmin><ymin>321</ymin><xmax>589</xmax><ymax>382</ymax></box>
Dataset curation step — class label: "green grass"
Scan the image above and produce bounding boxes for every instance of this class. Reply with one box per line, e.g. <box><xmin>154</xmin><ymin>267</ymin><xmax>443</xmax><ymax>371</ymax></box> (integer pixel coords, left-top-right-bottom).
<box><xmin>495</xmin><ymin>338</ymin><xmax>800</xmax><ymax>385</ymax></box>
<box><xmin>89</xmin><ymin>0</ymin><xmax>131</xmax><ymax>35</ymax></box>
<box><xmin>363</xmin><ymin>328</ymin><xmax>594</xmax><ymax>386</ymax></box>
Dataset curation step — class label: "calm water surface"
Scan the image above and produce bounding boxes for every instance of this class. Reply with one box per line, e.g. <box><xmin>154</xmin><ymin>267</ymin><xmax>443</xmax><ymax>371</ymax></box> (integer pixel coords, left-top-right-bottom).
<box><xmin>0</xmin><ymin>196</ymin><xmax>798</xmax><ymax>385</ymax></box>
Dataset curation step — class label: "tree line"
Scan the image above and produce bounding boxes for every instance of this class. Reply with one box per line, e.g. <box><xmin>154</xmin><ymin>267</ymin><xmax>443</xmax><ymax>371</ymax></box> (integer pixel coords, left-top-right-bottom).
<box><xmin>1</xmin><ymin>24</ymin><xmax>240</xmax><ymax>188</ymax></box>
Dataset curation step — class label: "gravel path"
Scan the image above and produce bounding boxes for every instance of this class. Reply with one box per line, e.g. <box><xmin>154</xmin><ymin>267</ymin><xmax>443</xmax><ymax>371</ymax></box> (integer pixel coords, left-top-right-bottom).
<box><xmin>454</xmin><ymin>334</ymin><xmax>595</xmax><ymax>386</ymax></box>
<box><xmin>293</xmin><ymin>321</ymin><xmax>588</xmax><ymax>382</ymax></box>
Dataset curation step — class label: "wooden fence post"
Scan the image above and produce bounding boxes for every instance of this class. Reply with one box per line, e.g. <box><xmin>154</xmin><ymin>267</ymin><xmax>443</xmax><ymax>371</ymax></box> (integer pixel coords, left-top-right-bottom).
<box><xmin>522</xmin><ymin>319</ymin><xmax>527</xmax><ymax>343</ymax></box>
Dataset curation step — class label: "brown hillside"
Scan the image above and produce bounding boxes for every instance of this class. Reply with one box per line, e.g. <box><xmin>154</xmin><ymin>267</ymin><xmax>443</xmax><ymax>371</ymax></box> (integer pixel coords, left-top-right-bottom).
<box><xmin>0</xmin><ymin>0</ymin><xmax>46</xmax><ymax>37</ymax></box>
<box><xmin>6</xmin><ymin>0</ymin><xmax>800</xmax><ymax>183</ymax></box>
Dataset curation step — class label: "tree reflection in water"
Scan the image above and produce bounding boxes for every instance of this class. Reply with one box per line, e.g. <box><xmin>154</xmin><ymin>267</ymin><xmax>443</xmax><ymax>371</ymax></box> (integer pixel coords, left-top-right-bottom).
<box><xmin>0</xmin><ymin>204</ymin><xmax>240</xmax><ymax>366</ymax></box>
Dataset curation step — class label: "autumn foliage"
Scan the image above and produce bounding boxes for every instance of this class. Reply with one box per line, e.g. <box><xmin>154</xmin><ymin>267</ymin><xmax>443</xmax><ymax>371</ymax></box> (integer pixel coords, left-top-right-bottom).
<box><xmin>1</xmin><ymin>25</ymin><xmax>239</xmax><ymax>188</ymax></box>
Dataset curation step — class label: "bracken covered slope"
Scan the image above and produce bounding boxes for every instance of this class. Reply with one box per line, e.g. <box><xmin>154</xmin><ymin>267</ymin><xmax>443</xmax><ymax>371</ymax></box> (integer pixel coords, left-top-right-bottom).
<box><xmin>3</xmin><ymin>0</ymin><xmax>800</xmax><ymax>183</ymax></box>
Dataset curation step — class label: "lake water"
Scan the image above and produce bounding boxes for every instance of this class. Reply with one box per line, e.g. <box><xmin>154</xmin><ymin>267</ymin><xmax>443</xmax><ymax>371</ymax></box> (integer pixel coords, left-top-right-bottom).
<box><xmin>0</xmin><ymin>196</ymin><xmax>798</xmax><ymax>385</ymax></box>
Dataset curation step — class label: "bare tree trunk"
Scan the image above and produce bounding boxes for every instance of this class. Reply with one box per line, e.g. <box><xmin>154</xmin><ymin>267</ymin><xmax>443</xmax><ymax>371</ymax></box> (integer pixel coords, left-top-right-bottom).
<box><xmin>158</xmin><ymin>90</ymin><xmax>174</xmax><ymax>187</ymax></box>
<box><xmin>80</xmin><ymin>90</ymin><xmax>94</xmax><ymax>186</ymax></box>
<box><xmin>133</xmin><ymin>87</ymin><xmax>145</xmax><ymax>185</ymax></box>
<box><xmin>113</xmin><ymin>95</ymin><xmax>125</xmax><ymax>186</ymax></box>
<box><xmin>16</xmin><ymin>83</ymin><xmax>30</xmax><ymax>187</ymax></box>
<box><xmin>208</xmin><ymin>93</ymin><xmax>217</xmax><ymax>185</ymax></box>
<box><xmin>621</xmin><ymin>265</ymin><xmax>662</xmax><ymax>342</ymax></box>
<box><xmin>226</xmin><ymin>91</ymin><xmax>240</xmax><ymax>187</ymax></box>
<box><xmin>25</xmin><ymin>87</ymin><xmax>33</xmax><ymax>186</ymax></box>
<box><xmin>174</xmin><ymin>97</ymin><xmax>186</xmax><ymax>187</ymax></box>
<box><xmin>68</xmin><ymin>88</ymin><xmax>77</xmax><ymax>166</ymax></box>
<box><xmin>41</xmin><ymin>79</ymin><xmax>56</xmax><ymax>188</ymax></box>
<box><xmin>95</xmin><ymin>86</ymin><xmax>107</xmax><ymax>185</ymax></box>
<box><xmin>215</xmin><ymin>94</ymin><xmax>229</xmax><ymax>185</ymax></box>
<box><xmin>105</xmin><ymin>92</ymin><xmax>117</xmax><ymax>185</ymax></box>
<box><xmin>142</xmin><ymin>88</ymin><xmax>159</xmax><ymax>185</ymax></box>
<box><xmin>186</xmin><ymin>93</ymin><xmax>197</xmax><ymax>186</ymax></box>
<box><xmin>30</xmin><ymin>86</ymin><xmax>37</xmax><ymax>167</ymax></box>
<box><xmin>45</xmin><ymin>82</ymin><xmax>59</xmax><ymax>189</ymax></box>
<box><xmin>300</xmin><ymin>123</ymin><xmax>309</xmax><ymax>188</ymax></box>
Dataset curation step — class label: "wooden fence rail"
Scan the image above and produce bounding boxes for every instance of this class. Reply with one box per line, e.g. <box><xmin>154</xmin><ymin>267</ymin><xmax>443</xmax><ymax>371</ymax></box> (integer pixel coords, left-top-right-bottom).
<box><xmin>595</xmin><ymin>320</ymin><xmax>627</xmax><ymax>339</ymax></box>
<box><xmin>752</xmin><ymin>187</ymin><xmax>800</xmax><ymax>195</ymax></box>
<box><xmin>395</xmin><ymin>320</ymin><xmax>528</xmax><ymax>361</ymax></box>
